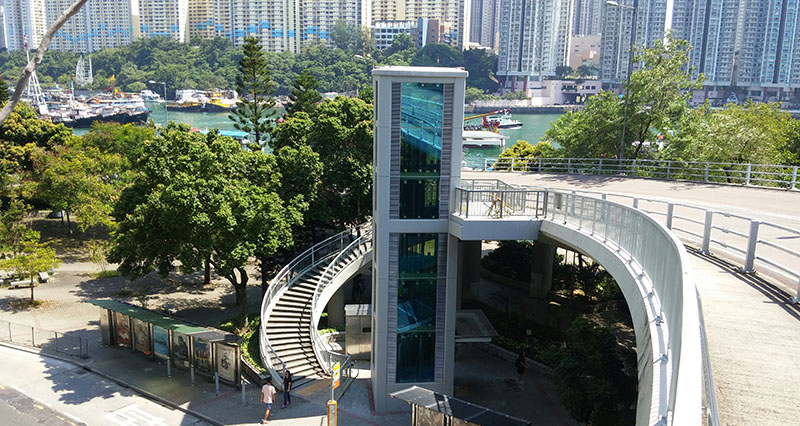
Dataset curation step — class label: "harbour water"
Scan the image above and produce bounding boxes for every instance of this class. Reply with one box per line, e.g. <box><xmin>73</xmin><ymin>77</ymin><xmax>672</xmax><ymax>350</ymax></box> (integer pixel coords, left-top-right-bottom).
<box><xmin>72</xmin><ymin>102</ymin><xmax>564</xmax><ymax>165</ymax></box>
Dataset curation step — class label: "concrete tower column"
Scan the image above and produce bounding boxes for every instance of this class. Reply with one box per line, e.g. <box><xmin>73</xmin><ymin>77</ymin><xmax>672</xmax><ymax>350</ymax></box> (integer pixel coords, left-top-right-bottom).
<box><xmin>529</xmin><ymin>242</ymin><xmax>555</xmax><ymax>298</ymax></box>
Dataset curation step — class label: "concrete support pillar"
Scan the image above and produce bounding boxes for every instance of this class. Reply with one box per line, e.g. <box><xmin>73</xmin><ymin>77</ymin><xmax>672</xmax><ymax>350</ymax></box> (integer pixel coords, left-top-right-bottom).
<box><xmin>529</xmin><ymin>242</ymin><xmax>555</xmax><ymax>298</ymax></box>
<box><xmin>328</xmin><ymin>286</ymin><xmax>345</xmax><ymax>330</ymax></box>
<box><xmin>457</xmin><ymin>240</ymin><xmax>482</xmax><ymax>308</ymax></box>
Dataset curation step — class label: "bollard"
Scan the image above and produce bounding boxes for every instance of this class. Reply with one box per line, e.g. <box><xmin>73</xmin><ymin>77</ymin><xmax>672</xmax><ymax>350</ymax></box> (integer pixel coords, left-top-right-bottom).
<box><xmin>215</xmin><ymin>372</ymin><xmax>220</xmax><ymax>396</ymax></box>
<box><xmin>191</xmin><ymin>367</ymin><xmax>195</xmax><ymax>386</ymax></box>
<box><xmin>167</xmin><ymin>358</ymin><xmax>172</xmax><ymax>378</ymax></box>
<box><xmin>241</xmin><ymin>382</ymin><xmax>246</xmax><ymax>406</ymax></box>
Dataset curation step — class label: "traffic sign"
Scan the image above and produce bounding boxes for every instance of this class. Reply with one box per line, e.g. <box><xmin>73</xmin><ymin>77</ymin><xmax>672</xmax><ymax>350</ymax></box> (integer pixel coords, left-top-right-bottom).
<box><xmin>332</xmin><ymin>361</ymin><xmax>341</xmax><ymax>389</ymax></box>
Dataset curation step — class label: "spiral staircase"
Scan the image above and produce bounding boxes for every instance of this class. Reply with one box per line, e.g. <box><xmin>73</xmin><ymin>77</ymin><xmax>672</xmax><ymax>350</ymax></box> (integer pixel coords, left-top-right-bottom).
<box><xmin>259</xmin><ymin>224</ymin><xmax>372</xmax><ymax>387</ymax></box>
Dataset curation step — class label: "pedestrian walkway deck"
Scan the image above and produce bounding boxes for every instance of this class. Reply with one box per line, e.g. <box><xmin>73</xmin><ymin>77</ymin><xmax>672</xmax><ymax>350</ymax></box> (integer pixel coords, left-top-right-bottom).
<box><xmin>467</xmin><ymin>171</ymin><xmax>800</xmax><ymax>426</ymax></box>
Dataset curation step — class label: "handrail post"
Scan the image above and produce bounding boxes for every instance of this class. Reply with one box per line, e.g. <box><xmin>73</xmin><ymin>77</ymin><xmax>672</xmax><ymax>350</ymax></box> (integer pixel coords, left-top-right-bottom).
<box><xmin>511</xmin><ymin>158</ymin><xmax>516</xmax><ymax>172</ymax></box>
<box><xmin>484</xmin><ymin>158</ymin><xmax>489</xmax><ymax>171</ymax></box>
<box><xmin>465</xmin><ymin>191</ymin><xmax>470</xmax><ymax>218</ymax></box>
<box><xmin>745</xmin><ymin>163</ymin><xmax>752</xmax><ymax>185</ymax></box>
<box><xmin>666</xmin><ymin>203</ymin><xmax>674</xmax><ymax>229</ymax></box>
<box><xmin>500</xmin><ymin>192</ymin><xmax>505</xmax><ymax>218</ymax></box>
<box><xmin>632</xmin><ymin>159</ymin><xmax>637</xmax><ymax>177</ymax></box>
<box><xmin>632</xmin><ymin>198</ymin><xmax>639</xmax><ymax>209</ymax></box>
<box><xmin>701</xmin><ymin>211</ymin><xmax>713</xmax><ymax>254</ymax></box>
<box><xmin>666</xmin><ymin>161</ymin><xmax>671</xmax><ymax>179</ymax></box>
<box><xmin>598</xmin><ymin>158</ymin><xmax>603</xmax><ymax>174</ymax></box>
<box><xmin>538</xmin><ymin>158</ymin><xmax>542</xmax><ymax>172</ymax></box>
<box><xmin>791</xmin><ymin>166</ymin><xmax>797</xmax><ymax>190</ymax></box>
<box><xmin>743</xmin><ymin>221</ymin><xmax>760</xmax><ymax>273</ymax></box>
<box><xmin>567</xmin><ymin>158</ymin><xmax>572</xmax><ymax>173</ymax></box>
<box><xmin>704</xmin><ymin>163</ymin><xmax>710</xmax><ymax>182</ymax></box>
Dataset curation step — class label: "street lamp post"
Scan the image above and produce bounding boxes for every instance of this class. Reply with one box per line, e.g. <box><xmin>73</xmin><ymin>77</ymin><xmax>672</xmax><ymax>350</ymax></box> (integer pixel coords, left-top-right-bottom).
<box><xmin>607</xmin><ymin>0</ymin><xmax>638</xmax><ymax>170</ymax></box>
<box><xmin>149</xmin><ymin>80</ymin><xmax>168</xmax><ymax>125</ymax></box>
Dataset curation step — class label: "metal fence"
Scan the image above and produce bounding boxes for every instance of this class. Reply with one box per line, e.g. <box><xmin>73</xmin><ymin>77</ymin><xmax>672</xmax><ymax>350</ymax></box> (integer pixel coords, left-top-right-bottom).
<box><xmin>0</xmin><ymin>319</ymin><xmax>89</xmax><ymax>358</ymax></box>
<box><xmin>473</xmin><ymin>157</ymin><xmax>800</xmax><ymax>190</ymax></box>
<box><xmin>453</xmin><ymin>186</ymin><xmax>546</xmax><ymax>218</ymax></box>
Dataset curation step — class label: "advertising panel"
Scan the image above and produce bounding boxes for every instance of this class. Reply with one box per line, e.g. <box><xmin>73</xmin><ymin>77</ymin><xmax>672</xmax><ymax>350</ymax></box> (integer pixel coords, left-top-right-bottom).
<box><xmin>193</xmin><ymin>339</ymin><xmax>212</xmax><ymax>374</ymax></box>
<box><xmin>215</xmin><ymin>343</ymin><xmax>237</xmax><ymax>383</ymax></box>
<box><xmin>172</xmin><ymin>333</ymin><xmax>191</xmax><ymax>368</ymax></box>
<box><xmin>114</xmin><ymin>312</ymin><xmax>131</xmax><ymax>348</ymax></box>
<box><xmin>153</xmin><ymin>326</ymin><xmax>170</xmax><ymax>359</ymax></box>
<box><xmin>133</xmin><ymin>319</ymin><xmax>151</xmax><ymax>355</ymax></box>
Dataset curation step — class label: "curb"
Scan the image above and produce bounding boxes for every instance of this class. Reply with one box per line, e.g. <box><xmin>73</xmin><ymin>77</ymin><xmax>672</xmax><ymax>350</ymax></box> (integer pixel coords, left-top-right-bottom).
<box><xmin>0</xmin><ymin>341</ymin><xmax>224</xmax><ymax>426</ymax></box>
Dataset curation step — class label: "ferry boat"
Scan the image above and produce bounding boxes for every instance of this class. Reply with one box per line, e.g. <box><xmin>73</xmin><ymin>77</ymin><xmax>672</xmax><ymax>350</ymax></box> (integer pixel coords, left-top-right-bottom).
<box><xmin>168</xmin><ymin>89</ymin><xmax>239</xmax><ymax>112</ymax></box>
<box><xmin>486</xmin><ymin>109</ymin><xmax>523</xmax><ymax>130</ymax></box>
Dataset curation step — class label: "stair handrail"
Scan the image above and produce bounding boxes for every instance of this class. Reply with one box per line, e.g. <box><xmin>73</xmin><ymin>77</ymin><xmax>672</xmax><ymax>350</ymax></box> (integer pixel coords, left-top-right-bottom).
<box><xmin>310</xmin><ymin>223</ymin><xmax>372</xmax><ymax>375</ymax></box>
<box><xmin>259</xmin><ymin>226</ymin><xmax>364</xmax><ymax>385</ymax></box>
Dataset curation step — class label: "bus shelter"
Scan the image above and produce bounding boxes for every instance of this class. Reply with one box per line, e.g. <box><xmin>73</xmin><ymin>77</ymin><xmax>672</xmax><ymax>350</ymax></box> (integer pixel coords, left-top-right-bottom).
<box><xmin>90</xmin><ymin>299</ymin><xmax>242</xmax><ymax>386</ymax></box>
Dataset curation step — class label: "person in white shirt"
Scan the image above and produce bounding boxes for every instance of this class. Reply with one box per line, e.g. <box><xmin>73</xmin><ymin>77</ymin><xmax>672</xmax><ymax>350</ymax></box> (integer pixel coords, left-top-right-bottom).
<box><xmin>260</xmin><ymin>376</ymin><xmax>277</xmax><ymax>423</ymax></box>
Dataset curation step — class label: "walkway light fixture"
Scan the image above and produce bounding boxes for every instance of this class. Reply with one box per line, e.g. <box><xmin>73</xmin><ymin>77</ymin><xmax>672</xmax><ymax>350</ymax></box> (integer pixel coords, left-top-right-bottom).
<box><xmin>606</xmin><ymin>0</ymin><xmax>638</xmax><ymax>168</ymax></box>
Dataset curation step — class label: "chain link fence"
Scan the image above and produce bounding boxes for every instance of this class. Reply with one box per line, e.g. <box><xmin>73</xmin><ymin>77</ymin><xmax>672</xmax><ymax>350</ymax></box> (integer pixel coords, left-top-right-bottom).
<box><xmin>0</xmin><ymin>319</ymin><xmax>89</xmax><ymax>358</ymax></box>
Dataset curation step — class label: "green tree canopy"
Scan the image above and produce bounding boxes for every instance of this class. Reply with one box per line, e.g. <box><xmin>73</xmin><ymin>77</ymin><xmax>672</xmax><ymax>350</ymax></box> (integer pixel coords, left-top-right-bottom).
<box><xmin>0</xmin><ymin>77</ymin><xmax>9</xmax><ymax>103</ymax></box>
<box><xmin>544</xmin><ymin>90</ymin><xmax>624</xmax><ymax>158</ymax></box>
<box><xmin>412</xmin><ymin>43</ymin><xmax>464</xmax><ymax>67</ymax></box>
<box><xmin>285</xmin><ymin>71</ymin><xmax>322</xmax><ymax>116</ymax></box>
<box><xmin>229</xmin><ymin>37</ymin><xmax>276</xmax><ymax>150</ymax></box>
<box><xmin>463</xmin><ymin>48</ymin><xmax>499</xmax><ymax>92</ymax></box>
<box><xmin>0</xmin><ymin>230</ymin><xmax>60</xmax><ymax>303</ymax></box>
<box><xmin>109</xmin><ymin>124</ymin><xmax>304</xmax><ymax>328</ymax></box>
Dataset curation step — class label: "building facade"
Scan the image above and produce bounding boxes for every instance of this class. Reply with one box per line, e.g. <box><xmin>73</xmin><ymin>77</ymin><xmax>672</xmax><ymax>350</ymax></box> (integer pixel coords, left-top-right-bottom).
<box><xmin>2</xmin><ymin>0</ymin><xmax>46</xmax><ymax>51</ymax></box>
<box><xmin>371</xmin><ymin>66</ymin><xmax>467</xmax><ymax>411</ymax></box>
<box><xmin>568</xmin><ymin>34</ymin><xmax>601</xmax><ymax>69</ymax></box>
<box><xmin>372</xmin><ymin>20</ymin><xmax>415</xmax><ymax>50</ymax></box>
<box><xmin>469</xmin><ymin>0</ymin><xmax>499</xmax><ymax>51</ymax></box>
<box><xmin>497</xmin><ymin>0</ymin><xmax>574</xmax><ymax>93</ymax></box>
<box><xmin>137</xmin><ymin>0</ymin><xmax>189</xmax><ymax>42</ymax></box>
<box><xmin>187</xmin><ymin>0</ymin><xmax>232</xmax><ymax>42</ymax></box>
<box><xmin>372</xmin><ymin>0</ymin><xmax>470</xmax><ymax>49</ymax></box>
<box><xmin>571</xmin><ymin>0</ymin><xmax>603</xmax><ymax>35</ymax></box>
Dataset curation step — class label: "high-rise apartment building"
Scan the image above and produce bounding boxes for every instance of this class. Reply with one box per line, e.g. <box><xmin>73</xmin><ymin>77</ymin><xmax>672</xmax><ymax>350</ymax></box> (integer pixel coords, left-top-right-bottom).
<box><xmin>188</xmin><ymin>0</ymin><xmax>232</xmax><ymax>42</ymax></box>
<box><xmin>497</xmin><ymin>0</ymin><xmax>573</xmax><ymax>93</ymax></box>
<box><xmin>45</xmin><ymin>0</ymin><xmax>91</xmax><ymax>52</ymax></box>
<box><xmin>2</xmin><ymin>0</ymin><xmax>46</xmax><ymax>51</ymax></box>
<box><xmin>572</xmin><ymin>0</ymin><xmax>603</xmax><ymax>35</ymax></box>
<box><xmin>0</xmin><ymin>5</ymin><xmax>7</xmax><ymax>50</ymax></box>
<box><xmin>38</xmin><ymin>0</ymin><xmax>135</xmax><ymax>53</ymax></box>
<box><xmin>599</xmin><ymin>0</ymin><xmax>672</xmax><ymax>83</ymax></box>
<box><xmin>469</xmin><ymin>0</ymin><xmax>498</xmax><ymax>50</ymax></box>
<box><xmin>735</xmin><ymin>0</ymin><xmax>800</xmax><ymax>88</ymax></box>
<box><xmin>137</xmin><ymin>0</ymin><xmax>189</xmax><ymax>42</ymax></box>
<box><xmin>372</xmin><ymin>0</ymin><xmax>470</xmax><ymax>49</ymax></box>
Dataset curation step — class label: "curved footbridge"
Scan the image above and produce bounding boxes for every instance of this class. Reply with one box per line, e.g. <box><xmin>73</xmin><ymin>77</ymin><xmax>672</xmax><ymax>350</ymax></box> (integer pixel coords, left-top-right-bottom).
<box><xmin>260</xmin><ymin>171</ymin><xmax>800</xmax><ymax>426</ymax></box>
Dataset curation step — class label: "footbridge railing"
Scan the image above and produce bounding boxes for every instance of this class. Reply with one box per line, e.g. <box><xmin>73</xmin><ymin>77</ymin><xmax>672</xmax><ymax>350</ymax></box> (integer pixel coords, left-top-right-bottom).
<box><xmin>259</xmin><ymin>227</ymin><xmax>364</xmax><ymax>386</ymax></box>
<box><xmin>311</xmin><ymin>224</ymin><xmax>372</xmax><ymax>376</ymax></box>
<box><xmin>474</xmin><ymin>157</ymin><xmax>799</xmax><ymax>190</ymax></box>
<box><xmin>454</xmin><ymin>182</ymin><xmax>705</xmax><ymax>425</ymax></box>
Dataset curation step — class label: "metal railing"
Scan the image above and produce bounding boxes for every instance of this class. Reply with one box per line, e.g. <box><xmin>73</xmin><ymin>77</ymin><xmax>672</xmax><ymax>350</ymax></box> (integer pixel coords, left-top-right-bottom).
<box><xmin>453</xmin><ymin>185</ymin><xmax>546</xmax><ymax>218</ymax></box>
<box><xmin>539</xmin><ymin>187</ymin><xmax>800</xmax><ymax>303</ymax></box>
<box><xmin>0</xmin><ymin>319</ymin><xmax>89</xmax><ymax>358</ymax></box>
<box><xmin>473</xmin><ymin>157</ymin><xmax>800</xmax><ymax>190</ymax></box>
<box><xmin>259</xmin><ymin>226</ymin><xmax>365</xmax><ymax>386</ymax></box>
<box><xmin>311</xmin><ymin>224</ymin><xmax>372</xmax><ymax>377</ymax></box>
<box><xmin>452</xmin><ymin>186</ymin><xmax>704</xmax><ymax>424</ymax></box>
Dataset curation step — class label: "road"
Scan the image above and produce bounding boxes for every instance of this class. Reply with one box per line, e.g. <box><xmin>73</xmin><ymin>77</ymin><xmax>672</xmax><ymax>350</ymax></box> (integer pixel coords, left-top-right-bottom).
<box><xmin>0</xmin><ymin>345</ymin><xmax>208</xmax><ymax>426</ymax></box>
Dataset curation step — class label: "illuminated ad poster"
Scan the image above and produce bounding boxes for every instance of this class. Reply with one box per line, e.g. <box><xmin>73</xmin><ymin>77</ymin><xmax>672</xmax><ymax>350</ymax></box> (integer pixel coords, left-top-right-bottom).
<box><xmin>193</xmin><ymin>339</ymin><xmax>212</xmax><ymax>374</ymax></box>
<box><xmin>172</xmin><ymin>333</ymin><xmax>191</xmax><ymax>368</ymax></box>
<box><xmin>133</xmin><ymin>319</ymin><xmax>151</xmax><ymax>355</ymax></box>
<box><xmin>114</xmin><ymin>312</ymin><xmax>131</xmax><ymax>347</ymax></box>
<box><xmin>152</xmin><ymin>326</ymin><xmax>170</xmax><ymax>358</ymax></box>
<box><xmin>215</xmin><ymin>343</ymin><xmax>237</xmax><ymax>383</ymax></box>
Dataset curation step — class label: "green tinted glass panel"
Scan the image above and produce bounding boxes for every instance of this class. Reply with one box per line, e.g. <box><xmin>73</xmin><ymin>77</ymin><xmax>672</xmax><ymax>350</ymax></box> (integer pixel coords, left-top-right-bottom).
<box><xmin>399</xmin><ymin>83</ymin><xmax>443</xmax><ymax>219</ymax></box>
<box><xmin>396</xmin><ymin>233</ymin><xmax>438</xmax><ymax>383</ymax></box>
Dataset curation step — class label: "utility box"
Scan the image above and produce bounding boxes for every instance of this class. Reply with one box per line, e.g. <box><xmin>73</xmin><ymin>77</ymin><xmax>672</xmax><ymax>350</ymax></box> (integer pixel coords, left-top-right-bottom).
<box><xmin>345</xmin><ymin>304</ymin><xmax>371</xmax><ymax>360</ymax></box>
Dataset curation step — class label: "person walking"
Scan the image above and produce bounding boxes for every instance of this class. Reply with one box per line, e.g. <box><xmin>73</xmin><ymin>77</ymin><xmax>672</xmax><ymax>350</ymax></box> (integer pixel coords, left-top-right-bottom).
<box><xmin>515</xmin><ymin>350</ymin><xmax>527</xmax><ymax>390</ymax></box>
<box><xmin>260</xmin><ymin>376</ymin><xmax>276</xmax><ymax>423</ymax></box>
<box><xmin>281</xmin><ymin>369</ymin><xmax>292</xmax><ymax>408</ymax></box>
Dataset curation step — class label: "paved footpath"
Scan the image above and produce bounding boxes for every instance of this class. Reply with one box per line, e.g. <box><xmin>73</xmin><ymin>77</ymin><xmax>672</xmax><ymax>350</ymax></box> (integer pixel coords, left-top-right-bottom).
<box><xmin>0</xmin><ymin>345</ymin><xmax>208</xmax><ymax>426</ymax></box>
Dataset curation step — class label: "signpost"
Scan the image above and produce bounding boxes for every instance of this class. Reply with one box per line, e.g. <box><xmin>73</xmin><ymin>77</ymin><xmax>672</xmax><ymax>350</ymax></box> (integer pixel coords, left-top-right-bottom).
<box><xmin>328</xmin><ymin>361</ymin><xmax>341</xmax><ymax>426</ymax></box>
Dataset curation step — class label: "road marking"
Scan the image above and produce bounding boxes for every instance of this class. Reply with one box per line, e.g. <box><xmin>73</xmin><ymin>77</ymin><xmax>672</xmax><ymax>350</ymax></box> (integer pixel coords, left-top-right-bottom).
<box><xmin>104</xmin><ymin>404</ymin><xmax>168</xmax><ymax>426</ymax></box>
<box><xmin>34</xmin><ymin>403</ymin><xmax>44</xmax><ymax>410</ymax></box>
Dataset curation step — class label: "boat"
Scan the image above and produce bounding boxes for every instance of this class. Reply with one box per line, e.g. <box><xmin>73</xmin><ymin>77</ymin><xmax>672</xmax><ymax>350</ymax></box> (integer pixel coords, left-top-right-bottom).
<box><xmin>140</xmin><ymin>89</ymin><xmax>164</xmax><ymax>102</ymax></box>
<box><xmin>462</xmin><ymin>130</ymin><xmax>508</xmax><ymax>148</ymax></box>
<box><xmin>486</xmin><ymin>109</ymin><xmax>523</xmax><ymax>130</ymax></box>
<box><xmin>167</xmin><ymin>89</ymin><xmax>239</xmax><ymax>112</ymax></box>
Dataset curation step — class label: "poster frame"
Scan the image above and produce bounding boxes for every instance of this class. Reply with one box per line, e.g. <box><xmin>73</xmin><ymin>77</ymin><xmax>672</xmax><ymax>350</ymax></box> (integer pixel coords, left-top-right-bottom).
<box><xmin>152</xmin><ymin>325</ymin><xmax>171</xmax><ymax>359</ymax></box>
<box><xmin>132</xmin><ymin>318</ymin><xmax>152</xmax><ymax>355</ymax></box>
<box><xmin>214</xmin><ymin>342</ymin><xmax>240</xmax><ymax>385</ymax></box>
<box><xmin>192</xmin><ymin>338</ymin><xmax>213</xmax><ymax>376</ymax></box>
<box><xmin>114</xmin><ymin>311</ymin><xmax>132</xmax><ymax>349</ymax></box>
<box><xmin>172</xmin><ymin>332</ymin><xmax>191</xmax><ymax>369</ymax></box>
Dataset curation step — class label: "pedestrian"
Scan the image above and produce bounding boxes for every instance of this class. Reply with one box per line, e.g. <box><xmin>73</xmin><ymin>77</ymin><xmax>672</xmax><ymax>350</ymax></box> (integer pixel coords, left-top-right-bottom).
<box><xmin>260</xmin><ymin>375</ymin><xmax>276</xmax><ymax>424</ymax></box>
<box><xmin>515</xmin><ymin>350</ymin><xmax>526</xmax><ymax>388</ymax></box>
<box><xmin>281</xmin><ymin>369</ymin><xmax>292</xmax><ymax>408</ymax></box>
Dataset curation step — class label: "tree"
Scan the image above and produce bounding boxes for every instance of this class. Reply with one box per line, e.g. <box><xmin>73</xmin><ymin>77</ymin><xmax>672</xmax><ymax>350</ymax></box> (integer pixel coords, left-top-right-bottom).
<box><xmin>308</xmin><ymin>97</ymin><xmax>373</xmax><ymax>228</ymax></box>
<box><xmin>496</xmin><ymin>140</ymin><xmax>558</xmax><ymax>171</ymax></box>
<box><xmin>463</xmin><ymin>48</ymin><xmax>499</xmax><ymax>92</ymax></box>
<box><xmin>381</xmin><ymin>33</ymin><xmax>417</xmax><ymax>65</ymax></box>
<box><xmin>285</xmin><ymin>71</ymin><xmax>322</xmax><ymax>116</ymax></box>
<box><xmin>109</xmin><ymin>124</ymin><xmax>304</xmax><ymax>329</ymax></box>
<box><xmin>412</xmin><ymin>43</ymin><xmax>464</xmax><ymax>67</ymax></box>
<box><xmin>555</xmin><ymin>65</ymin><xmax>573</xmax><ymax>79</ymax></box>
<box><xmin>0</xmin><ymin>0</ymin><xmax>89</xmax><ymax>125</ymax></box>
<box><xmin>544</xmin><ymin>91</ymin><xmax>624</xmax><ymax>158</ymax></box>
<box><xmin>33</xmin><ymin>142</ymin><xmax>119</xmax><ymax>234</ymax></box>
<box><xmin>0</xmin><ymin>198</ymin><xmax>30</xmax><ymax>254</ymax></box>
<box><xmin>0</xmin><ymin>230</ymin><xmax>60</xmax><ymax>303</ymax></box>
<box><xmin>229</xmin><ymin>37</ymin><xmax>276</xmax><ymax>150</ymax></box>
<box><xmin>331</xmin><ymin>20</ymin><xmax>375</xmax><ymax>55</ymax></box>
<box><xmin>576</xmin><ymin>65</ymin><xmax>599</xmax><ymax>77</ymax></box>
<box><xmin>465</xmin><ymin>87</ymin><xmax>487</xmax><ymax>104</ymax></box>
<box><xmin>623</xmin><ymin>32</ymin><xmax>703</xmax><ymax>158</ymax></box>
<box><xmin>0</xmin><ymin>77</ymin><xmax>9</xmax><ymax>103</ymax></box>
